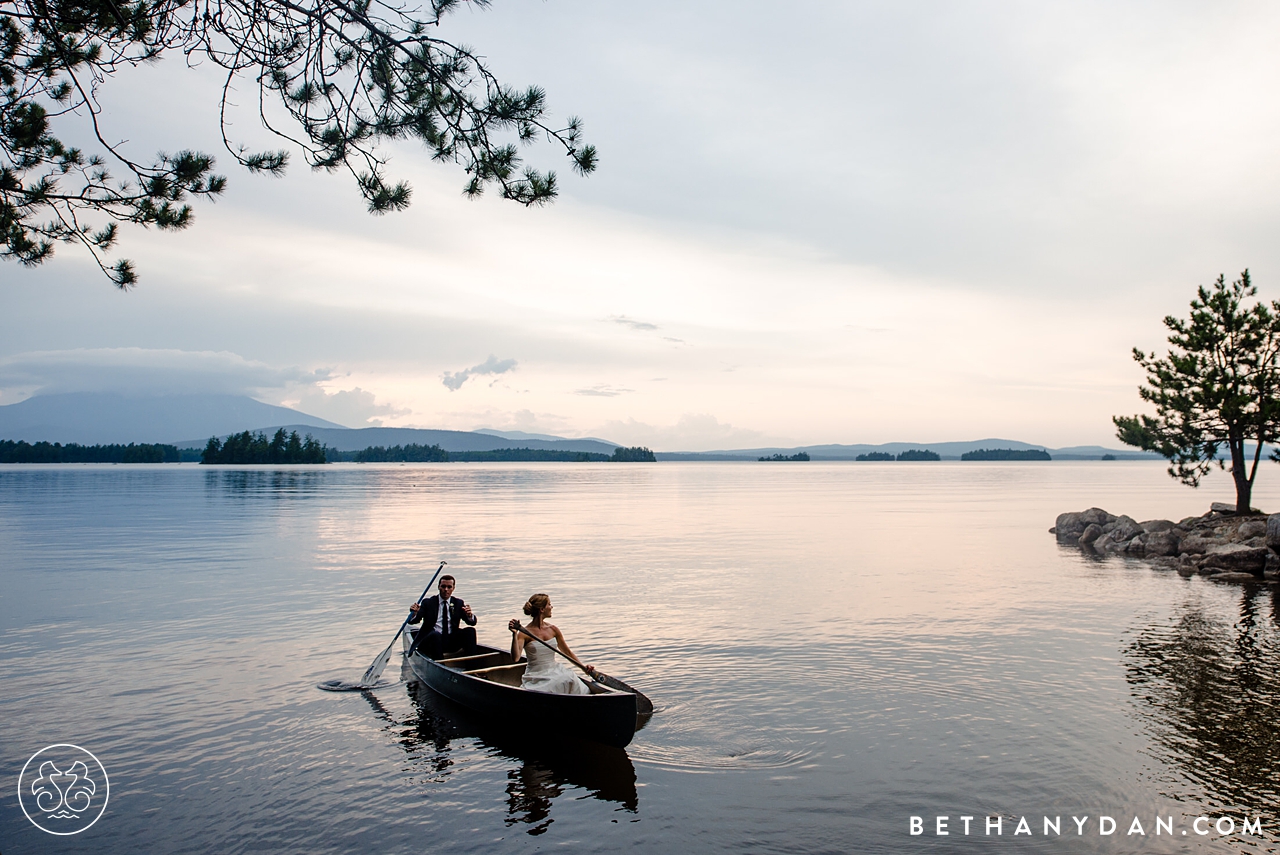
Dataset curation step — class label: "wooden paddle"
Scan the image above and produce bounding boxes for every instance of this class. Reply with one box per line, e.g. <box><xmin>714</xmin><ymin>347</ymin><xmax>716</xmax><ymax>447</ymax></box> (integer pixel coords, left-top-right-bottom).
<box><xmin>360</xmin><ymin>561</ymin><xmax>446</xmax><ymax>685</ymax></box>
<box><xmin>512</xmin><ymin>622</ymin><xmax>654</xmax><ymax>715</ymax></box>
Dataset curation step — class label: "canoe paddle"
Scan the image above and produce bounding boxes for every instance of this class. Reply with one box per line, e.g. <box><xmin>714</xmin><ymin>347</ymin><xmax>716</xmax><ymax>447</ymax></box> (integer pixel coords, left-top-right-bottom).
<box><xmin>511</xmin><ymin>622</ymin><xmax>654</xmax><ymax>715</ymax></box>
<box><xmin>318</xmin><ymin>561</ymin><xmax>446</xmax><ymax>691</ymax></box>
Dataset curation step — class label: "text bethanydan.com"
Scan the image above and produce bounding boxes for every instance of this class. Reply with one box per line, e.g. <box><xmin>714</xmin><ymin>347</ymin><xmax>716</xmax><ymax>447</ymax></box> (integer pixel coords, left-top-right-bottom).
<box><xmin>909</xmin><ymin>815</ymin><xmax>1262</xmax><ymax>838</ymax></box>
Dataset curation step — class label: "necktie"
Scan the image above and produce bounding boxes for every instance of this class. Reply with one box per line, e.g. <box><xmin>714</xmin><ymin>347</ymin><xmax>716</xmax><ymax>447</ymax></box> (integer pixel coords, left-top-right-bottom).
<box><xmin>442</xmin><ymin>599</ymin><xmax>451</xmax><ymax>637</ymax></box>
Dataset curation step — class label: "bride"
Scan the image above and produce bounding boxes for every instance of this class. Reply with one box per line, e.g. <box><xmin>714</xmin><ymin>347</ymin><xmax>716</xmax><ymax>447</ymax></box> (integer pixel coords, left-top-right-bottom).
<box><xmin>508</xmin><ymin>594</ymin><xmax>595</xmax><ymax>695</ymax></box>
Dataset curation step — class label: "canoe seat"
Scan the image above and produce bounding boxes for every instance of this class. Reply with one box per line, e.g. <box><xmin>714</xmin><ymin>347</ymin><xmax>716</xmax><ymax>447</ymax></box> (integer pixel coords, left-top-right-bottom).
<box><xmin>437</xmin><ymin>652</ymin><xmax>508</xmax><ymax>671</ymax></box>
<box><xmin>466</xmin><ymin>663</ymin><xmax>527</xmax><ymax>687</ymax></box>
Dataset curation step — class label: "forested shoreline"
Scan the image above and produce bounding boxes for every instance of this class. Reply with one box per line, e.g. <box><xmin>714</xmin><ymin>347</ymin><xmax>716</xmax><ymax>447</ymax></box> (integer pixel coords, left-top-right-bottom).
<box><xmin>0</xmin><ymin>440</ymin><xmax>180</xmax><ymax>463</ymax></box>
<box><xmin>344</xmin><ymin>444</ymin><xmax>657</xmax><ymax>462</ymax></box>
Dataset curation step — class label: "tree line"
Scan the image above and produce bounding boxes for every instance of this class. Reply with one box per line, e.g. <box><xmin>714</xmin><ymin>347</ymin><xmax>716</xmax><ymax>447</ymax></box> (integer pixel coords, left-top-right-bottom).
<box><xmin>345</xmin><ymin>444</ymin><xmax>657</xmax><ymax>462</ymax></box>
<box><xmin>855</xmin><ymin>449</ymin><xmax>940</xmax><ymax>461</ymax></box>
<box><xmin>201</xmin><ymin>430</ymin><xmax>329</xmax><ymax>464</ymax></box>
<box><xmin>0</xmin><ymin>440</ymin><xmax>179</xmax><ymax>463</ymax></box>
<box><xmin>960</xmin><ymin>448</ymin><xmax>1052</xmax><ymax>461</ymax></box>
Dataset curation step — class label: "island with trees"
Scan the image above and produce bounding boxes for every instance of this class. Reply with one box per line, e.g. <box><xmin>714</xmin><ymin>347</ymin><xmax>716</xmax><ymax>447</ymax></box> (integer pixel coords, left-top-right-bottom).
<box><xmin>0</xmin><ymin>440</ymin><xmax>180</xmax><ymax>463</ymax></box>
<box><xmin>961</xmin><ymin>448</ymin><xmax>1052</xmax><ymax>461</ymax></box>
<box><xmin>896</xmin><ymin>449</ymin><xmax>940</xmax><ymax>461</ymax></box>
<box><xmin>341</xmin><ymin>444</ymin><xmax>656</xmax><ymax>462</ymax></box>
<box><xmin>759</xmin><ymin>452</ymin><xmax>810</xmax><ymax>461</ymax></box>
<box><xmin>855</xmin><ymin>452</ymin><xmax>895</xmax><ymax>461</ymax></box>
<box><xmin>201</xmin><ymin>430</ymin><xmax>330</xmax><ymax>464</ymax></box>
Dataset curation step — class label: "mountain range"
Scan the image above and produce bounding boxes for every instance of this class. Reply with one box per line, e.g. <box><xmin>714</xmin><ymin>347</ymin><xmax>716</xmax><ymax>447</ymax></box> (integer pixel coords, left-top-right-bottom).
<box><xmin>0</xmin><ymin>392</ymin><xmax>1156</xmax><ymax>458</ymax></box>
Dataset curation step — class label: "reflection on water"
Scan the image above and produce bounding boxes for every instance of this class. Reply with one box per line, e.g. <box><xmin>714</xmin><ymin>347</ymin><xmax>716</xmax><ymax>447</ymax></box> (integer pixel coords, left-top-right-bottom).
<box><xmin>204</xmin><ymin>467</ymin><xmax>330</xmax><ymax>498</ymax></box>
<box><xmin>1124</xmin><ymin>584</ymin><xmax>1280</xmax><ymax>824</ymax></box>
<box><xmin>357</xmin><ymin>661</ymin><xmax>640</xmax><ymax>834</ymax></box>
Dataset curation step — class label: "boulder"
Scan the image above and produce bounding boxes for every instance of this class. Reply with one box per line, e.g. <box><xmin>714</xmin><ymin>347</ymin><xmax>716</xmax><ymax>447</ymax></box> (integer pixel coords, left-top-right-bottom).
<box><xmin>1055</xmin><ymin>512</ymin><xmax>1086</xmax><ymax>541</ymax></box>
<box><xmin>1267</xmin><ymin>550</ymin><xmax>1280</xmax><ymax>574</ymax></box>
<box><xmin>1140</xmin><ymin>519</ymin><xmax>1176</xmax><ymax>533</ymax></box>
<box><xmin>1112</xmin><ymin>516</ymin><xmax>1143</xmax><ymax>542</ymax></box>
<box><xmin>1078</xmin><ymin>523</ymin><xmax>1103</xmax><ymax>546</ymax></box>
<box><xmin>1210</xmin><ymin>502</ymin><xmax>1237</xmax><ymax>514</ymax></box>
<box><xmin>1149</xmin><ymin>557</ymin><xmax>1179</xmax><ymax>571</ymax></box>
<box><xmin>1238</xmin><ymin>519</ymin><xmax>1267</xmax><ymax>539</ymax></box>
<box><xmin>1143</xmin><ymin>529</ymin><xmax>1181</xmax><ymax>557</ymax></box>
<box><xmin>1200</xmin><ymin>543</ymin><xmax>1268</xmax><ymax>572</ymax></box>
<box><xmin>1080</xmin><ymin>507</ymin><xmax>1114</xmax><ymax>525</ymax></box>
<box><xmin>1267</xmin><ymin>513</ymin><xmax>1280</xmax><ymax>549</ymax></box>
<box><xmin>1208</xmin><ymin>572</ymin><xmax>1263</xmax><ymax>583</ymax></box>
<box><xmin>1178</xmin><ymin>533</ymin><xmax>1219</xmax><ymax>555</ymax></box>
<box><xmin>1177</xmin><ymin>565</ymin><xmax>1198</xmax><ymax>578</ymax></box>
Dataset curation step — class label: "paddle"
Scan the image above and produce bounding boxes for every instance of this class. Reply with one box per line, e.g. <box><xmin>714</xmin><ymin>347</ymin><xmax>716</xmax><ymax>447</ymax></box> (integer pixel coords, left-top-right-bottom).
<box><xmin>511</xmin><ymin>622</ymin><xmax>654</xmax><ymax>715</ymax></box>
<box><xmin>318</xmin><ymin>561</ymin><xmax>446</xmax><ymax>691</ymax></box>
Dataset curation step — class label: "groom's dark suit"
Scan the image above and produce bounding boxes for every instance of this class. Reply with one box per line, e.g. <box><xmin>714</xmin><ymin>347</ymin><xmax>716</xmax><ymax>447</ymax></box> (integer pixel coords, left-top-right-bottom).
<box><xmin>408</xmin><ymin>594</ymin><xmax>478</xmax><ymax>658</ymax></box>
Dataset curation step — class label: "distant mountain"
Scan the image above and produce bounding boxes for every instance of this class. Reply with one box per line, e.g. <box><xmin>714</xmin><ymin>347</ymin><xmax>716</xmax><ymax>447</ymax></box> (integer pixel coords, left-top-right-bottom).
<box><xmin>475</xmin><ymin>428</ymin><xmax>620</xmax><ymax>445</ymax></box>
<box><xmin>177</xmin><ymin>425</ymin><xmax>621</xmax><ymax>455</ymax></box>
<box><xmin>0</xmin><ymin>393</ymin><xmax>344</xmax><ymax>445</ymax></box>
<box><xmin>656</xmin><ymin>438</ymin><xmax>1160</xmax><ymax>461</ymax></box>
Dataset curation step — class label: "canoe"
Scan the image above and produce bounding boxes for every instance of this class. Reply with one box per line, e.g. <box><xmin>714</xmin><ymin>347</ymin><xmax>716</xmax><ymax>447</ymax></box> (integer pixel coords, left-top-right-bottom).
<box><xmin>402</xmin><ymin>631</ymin><xmax>640</xmax><ymax>748</ymax></box>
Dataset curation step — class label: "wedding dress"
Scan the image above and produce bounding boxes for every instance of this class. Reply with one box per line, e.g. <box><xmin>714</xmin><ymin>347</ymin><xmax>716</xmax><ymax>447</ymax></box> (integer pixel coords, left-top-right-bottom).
<box><xmin>521</xmin><ymin>635</ymin><xmax>591</xmax><ymax>695</ymax></box>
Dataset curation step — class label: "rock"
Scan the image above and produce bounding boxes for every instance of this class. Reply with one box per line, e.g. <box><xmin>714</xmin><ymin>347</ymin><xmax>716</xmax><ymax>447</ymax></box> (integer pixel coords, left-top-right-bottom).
<box><xmin>1144</xmin><ymin>529</ymin><xmax>1181</xmax><ymax>557</ymax></box>
<box><xmin>1112</xmin><ymin>516</ymin><xmax>1143</xmax><ymax>542</ymax></box>
<box><xmin>1126</xmin><ymin>534</ymin><xmax>1146</xmax><ymax>556</ymax></box>
<box><xmin>1201</xmin><ymin>543</ymin><xmax>1268</xmax><ymax>572</ymax></box>
<box><xmin>1078</xmin><ymin>523</ymin><xmax>1103</xmax><ymax>546</ymax></box>
<box><xmin>1149</xmin><ymin>557</ymin><xmax>1179</xmax><ymax>571</ymax></box>
<box><xmin>1099</xmin><ymin>535</ymin><xmax>1128</xmax><ymax>553</ymax></box>
<box><xmin>1141</xmin><ymin>519</ymin><xmax>1176</xmax><ymax>533</ymax></box>
<box><xmin>1055</xmin><ymin>512</ymin><xmax>1086</xmax><ymax>541</ymax></box>
<box><xmin>1266</xmin><ymin>569</ymin><xmax>1280</xmax><ymax>581</ymax></box>
<box><xmin>1178</xmin><ymin>533</ymin><xmax>1214</xmax><ymax>555</ymax></box>
<box><xmin>1179</xmin><ymin>515</ymin><xmax>1204</xmax><ymax>528</ymax></box>
<box><xmin>1238</xmin><ymin>519</ymin><xmax>1268</xmax><ymax>539</ymax></box>
<box><xmin>1177</xmin><ymin>565</ymin><xmax>1198</xmax><ymax>577</ymax></box>
<box><xmin>1245</xmin><ymin>536</ymin><xmax>1268</xmax><ymax>549</ymax></box>
<box><xmin>1266</xmin><ymin>513</ymin><xmax>1280</xmax><ymax>549</ymax></box>
<box><xmin>1211</xmin><ymin>502</ymin><xmax>1237</xmax><ymax>514</ymax></box>
<box><xmin>1208</xmin><ymin>572</ymin><xmax>1263</xmax><ymax>583</ymax></box>
<box><xmin>1080</xmin><ymin>507</ymin><xmax>1114</xmax><ymax>525</ymax></box>
<box><xmin>1267</xmin><ymin>550</ymin><xmax>1280</xmax><ymax>574</ymax></box>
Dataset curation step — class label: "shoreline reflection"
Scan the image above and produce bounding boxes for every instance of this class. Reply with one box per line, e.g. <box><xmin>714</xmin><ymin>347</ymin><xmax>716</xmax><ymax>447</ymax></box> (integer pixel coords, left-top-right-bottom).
<box><xmin>1124</xmin><ymin>584</ymin><xmax>1280</xmax><ymax>823</ymax></box>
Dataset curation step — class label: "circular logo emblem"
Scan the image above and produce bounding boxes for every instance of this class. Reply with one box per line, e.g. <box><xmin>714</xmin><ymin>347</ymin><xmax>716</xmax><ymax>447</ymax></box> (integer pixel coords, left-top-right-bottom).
<box><xmin>17</xmin><ymin>744</ymin><xmax>110</xmax><ymax>835</ymax></box>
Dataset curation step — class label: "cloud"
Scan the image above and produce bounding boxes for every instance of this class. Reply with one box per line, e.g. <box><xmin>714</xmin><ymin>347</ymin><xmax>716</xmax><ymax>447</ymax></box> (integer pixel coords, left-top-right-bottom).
<box><xmin>610</xmin><ymin>315</ymin><xmax>660</xmax><ymax>331</ymax></box>
<box><xmin>0</xmin><ymin>348</ymin><xmax>327</xmax><ymax>397</ymax></box>
<box><xmin>282</xmin><ymin>386</ymin><xmax>410</xmax><ymax>428</ymax></box>
<box><xmin>574</xmin><ymin>384</ymin><xmax>633</xmax><ymax>397</ymax></box>
<box><xmin>441</xmin><ymin>355</ymin><xmax>518</xmax><ymax>391</ymax></box>
<box><xmin>588</xmin><ymin>413</ymin><xmax>782</xmax><ymax>452</ymax></box>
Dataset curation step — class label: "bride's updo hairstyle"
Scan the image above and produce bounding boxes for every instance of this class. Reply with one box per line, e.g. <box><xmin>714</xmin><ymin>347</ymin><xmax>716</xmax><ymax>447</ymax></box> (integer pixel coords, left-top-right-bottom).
<box><xmin>523</xmin><ymin>593</ymin><xmax>551</xmax><ymax>623</ymax></box>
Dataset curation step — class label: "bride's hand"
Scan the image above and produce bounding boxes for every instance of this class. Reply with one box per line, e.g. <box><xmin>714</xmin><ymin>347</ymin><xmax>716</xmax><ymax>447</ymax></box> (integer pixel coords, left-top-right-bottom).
<box><xmin>508</xmin><ymin>619</ymin><xmax>520</xmax><ymax>633</ymax></box>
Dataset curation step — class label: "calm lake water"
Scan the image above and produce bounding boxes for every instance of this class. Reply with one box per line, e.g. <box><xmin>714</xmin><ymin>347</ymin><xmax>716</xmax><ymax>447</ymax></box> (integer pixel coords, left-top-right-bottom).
<box><xmin>2</xmin><ymin>461</ymin><xmax>1279</xmax><ymax>853</ymax></box>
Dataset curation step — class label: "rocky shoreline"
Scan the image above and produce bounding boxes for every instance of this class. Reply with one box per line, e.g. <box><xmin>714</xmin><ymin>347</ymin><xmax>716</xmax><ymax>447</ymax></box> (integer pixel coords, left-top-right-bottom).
<box><xmin>1052</xmin><ymin>503</ymin><xmax>1280</xmax><ymax>583</ymax></box>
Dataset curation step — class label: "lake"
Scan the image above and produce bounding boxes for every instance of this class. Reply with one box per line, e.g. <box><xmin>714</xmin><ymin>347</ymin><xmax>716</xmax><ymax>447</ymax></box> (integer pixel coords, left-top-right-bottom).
<box><xmin>1</xmin><ymin>461</ymin><xmax>1278</xmax><ymax>853</ymax></box>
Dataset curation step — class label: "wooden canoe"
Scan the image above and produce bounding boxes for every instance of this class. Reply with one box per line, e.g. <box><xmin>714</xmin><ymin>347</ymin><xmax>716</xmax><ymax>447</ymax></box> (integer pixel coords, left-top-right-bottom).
<box><xmin>402</xmin><ymin>631</ymin><xmax>640</xmax><ymax>748</ymax></box>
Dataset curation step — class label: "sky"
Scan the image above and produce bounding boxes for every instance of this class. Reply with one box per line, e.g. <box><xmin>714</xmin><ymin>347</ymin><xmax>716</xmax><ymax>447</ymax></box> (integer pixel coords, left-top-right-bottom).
<box><xmin>6</xmin><ymin>1</ymin><xmax>1280</xmax><ymax>450</ymax></box>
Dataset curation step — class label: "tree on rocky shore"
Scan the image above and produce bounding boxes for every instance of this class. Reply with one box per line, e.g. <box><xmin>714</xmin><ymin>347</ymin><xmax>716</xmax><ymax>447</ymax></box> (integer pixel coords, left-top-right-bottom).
<box><xmin>1114</xmin><ymin>271</ymin><xmax>1280</xmax><ymax>514</ymax></box>
<box><xmin>2</xmin><ymin>0</ymin><xmax>596</xmax><ymax>287</ymax></box>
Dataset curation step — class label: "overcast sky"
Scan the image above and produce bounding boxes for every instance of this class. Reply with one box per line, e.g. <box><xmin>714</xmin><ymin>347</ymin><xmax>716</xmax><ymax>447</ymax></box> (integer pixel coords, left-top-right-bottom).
<box><xmin>7</xmin><ymin>1</ymin><xmax>1280</xmax><ymax>450</ymax></box>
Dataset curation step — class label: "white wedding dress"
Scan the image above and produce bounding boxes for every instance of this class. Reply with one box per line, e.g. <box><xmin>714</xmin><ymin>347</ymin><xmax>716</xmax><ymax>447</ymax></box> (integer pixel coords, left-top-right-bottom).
<box><xmin>521</xmin><ymin>636</ymin><xmax>592</xmax><ymax>695</ymax></box>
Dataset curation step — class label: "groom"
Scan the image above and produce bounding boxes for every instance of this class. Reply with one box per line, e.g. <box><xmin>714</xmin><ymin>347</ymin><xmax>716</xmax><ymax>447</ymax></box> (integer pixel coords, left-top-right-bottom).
<box><xmin>408</xmin><ymin>575</ymin><xmax>478</xmax><ymax>658</ymax></box>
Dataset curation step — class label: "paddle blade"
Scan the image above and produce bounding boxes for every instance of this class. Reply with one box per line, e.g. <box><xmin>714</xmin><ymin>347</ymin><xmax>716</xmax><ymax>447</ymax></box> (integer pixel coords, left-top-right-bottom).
<box><xmin>594</xmin><ymin>671</ymin><xmax>655</xmax><ymax>715</ymax></box>
<box><xmin>317</xmin><ymin>677</ymin><xmax>395</xmax><ymax>692</ymax></box>
<box><xmin>360</xmin><ymin>644</ymin><xmax>394</xmax><ymax>686</ymax></box>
